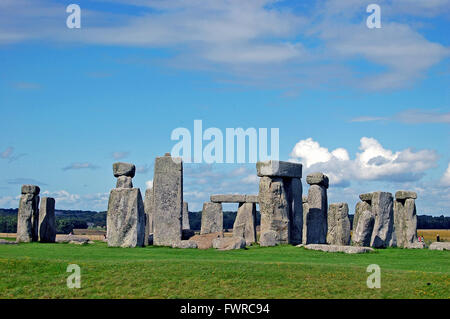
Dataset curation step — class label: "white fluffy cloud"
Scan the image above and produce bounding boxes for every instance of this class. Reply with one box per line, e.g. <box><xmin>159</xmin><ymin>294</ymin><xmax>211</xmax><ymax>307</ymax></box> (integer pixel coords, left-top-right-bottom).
<box><xmin>290</xmin><ymin>137</ymin><xmax>438</xmax><ymax>186</ymax></box>
<box><xmin>441</xmin><ymin>163</ymin><xmax>450</xmax><ymax>187</ymax></box>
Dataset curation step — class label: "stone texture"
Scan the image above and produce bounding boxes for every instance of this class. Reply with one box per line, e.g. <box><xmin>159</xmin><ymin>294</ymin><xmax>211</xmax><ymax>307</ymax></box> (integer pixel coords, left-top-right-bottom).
<box><xmin>152</xmin><ymin>155</ymin><xmax>183</xmax><ymax>246</ymax></box>
<box><xmin>327</xmin><ymin>202</ymin><xmax>350</xmax><ymax>246</ymax></box>
<box><xmin>233</xmin><ymin>202</ymin><xmax>257</xmax><ymax>245</ymax></box>
<box><xmin>394</xmin><ymin>196</ymin><xmax>418</xmax><ymax>248</ymax></box>
<box><xmin>256</xmin><ymin>160</ymin><xmax>302</xmax><ymax>178</ymax></box>
<box><xmin>370</xmin><ymin>191</ymin><xmax>396</xmax><ymax>248</ymax></box>
<box><xmin>406</xmin><ymin>242</ymin><xmax>426</xmax><ymax>249</ymax></box>
<box><xmin>16</xmin><ymin>186</ymin><xmax>40</xmax><ymax>243</ymax></box>
<box><xmin>352</xmin><ymin>210</ymin><xmax>375</xmax><ymax>247</ymax></box>
<box><xmin>0</xmin><ymin>239</ymin><xmax>17</xmax><ymax>245</ymax></box>
<box><xmin>116</xmin><ymin>176</ymin><xmax>133</xmax><ymax>188</ymax></box>
<box><xmin>182</xmin><ymin>202</ymin><xmax>190</xmax><ymax>230</ymax></box>
<box><xmin>258</xmin><ymin>177</ymin><xmax>290</xmax><ymax>245</ymax></box>
<box><xmin>285</xmin><ymin>177</ymin><xmax>303</xmax><ymax>245</ymax></box>
<box><xmin>144</xmin><ymin>187</ymin><xmax>153</xmax><ymax>241</ymax></box>
<box><xmin>172</xmin><ymin>240</ymin><xmax>198</xmax><ymax>249</ymax></box>
<box><xmin>259</xmin><ymin>230</ymin><xmax>278</xmax><ymax>247</ymax></box>
<box><xmin>113</xmin><ymin>162</ymin><xmax>136</xmax><ymax>178</ymax></box>
<box><xmin>306</xmin><ymin>172</ymin><xmax>329</xmax><ymax>189</ymax></box>
<box><xmin>245</xmin><ymin>195</ymin><xmax>259</xmax><ymax>203</ymax></box>
<box><xmin>190</xmin><ymin>232</ymin><xmax>224</xmax><ymax>249</ymax></box>
<box><xmin>395</xmin><ymin>190</ymin><xmax>417</xmax><ymax>200</ymax></box>
<box><xmin>428</xmin><ymin>242</ymin><xmax>450</xmax><ymax>251</ymax></box>
<box><xmin>200</xmin><ymin>202</ymin><xmax>223</xmax><ymax>235</ymax></box>
<box><xmin>106</xmin><ymin>188</ymin><xmax>146</xmax><ymax>248</ymax></box>
<box><xmin>300</xmin><ymin>244</ymin><xmax>374</xmax><ymax>254</ymax></box>
<box><xmin>56</xmin><ymin>235</ymin><xmax>90</xmax><ymax>244</ymax></box>
<box><xmin>303</xmin><ymin>184</ymin><xmax>328</xmax><ymax>244</ymax></box>
<box><xmin>211</xmin><ymin>194</ymin><xmax>246</xmax><ymax>203</ymax></box>
<box><xmin>38</xmin><ymin>197</ymin><xmax>56</xmax><ymax>243</ymax></box>
<box><xmin>353</xmin><ymin>200</ymin><xmax>371</xmax><ymax>233</ymax></box>
<box><xmin>359</xmin><ymin>192</ymin><xmax>373</xmax><ymax>202</ymax></box>
<box><xmin>212</xmin><ymin>236</ymin><xmax>246</xmax><ymax>250</ymax></box>
<box><xmin>21</xmin><ymin>184</ymin><xmax>40</xmax><ymax>195</ymax></box>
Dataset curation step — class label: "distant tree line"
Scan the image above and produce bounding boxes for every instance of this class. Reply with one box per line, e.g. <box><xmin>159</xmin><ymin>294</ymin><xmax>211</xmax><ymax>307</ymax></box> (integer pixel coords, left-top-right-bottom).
<box><xmin>0</xmin><ymin>208</ymin><xmax>448</xmax><ymax>233</ymax></box>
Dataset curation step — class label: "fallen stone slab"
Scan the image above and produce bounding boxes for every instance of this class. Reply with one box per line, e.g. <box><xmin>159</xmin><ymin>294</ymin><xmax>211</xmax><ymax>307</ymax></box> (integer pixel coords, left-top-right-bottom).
<box><xmin>113</xmin><ymin>162</ymin><xmax>136</xmax><ymax>178</ymax></box>
<box><xmin>56</xmin><ymin>236</ymin><xmax>91</xmax><ymax>244</ymax></box>
<box><xmin>256</xmin><ymin>160</ymin><xmax>302</xmax><ymax>178</ymax></box>
<box><xmin>0</xmin><ymin>239</ymin><xmax>17</xmax><ymax>245</ymax></box>
<box><xmin>190</xmin><ymin>232</ymin><xmax>224</xmax><ymax>249</ymax></box>
<box><xmin>212</xmin><ymin>237</ymin><xmax>246</xmax><ymax>250</ymax></box>
<box><xmin>298</xmin><ymin>244</ymin><xmax>374</xmax><ymax>254</ymax></box>
<box><xmin>429</xmin><ymin>242</ymin><xmax>450</xmax><ymax>251</ymax></box>
<box><xmin>172</xmin><ymin>240</ymin><xmax>198</xmax><ymax>249</ymax></box>
<box><xmin>406</xmin><ymin>242</ymin><xmax>426</xmax><ymax>249</ymax></box>
<box><xmin>395</xmin><ymin>190</ymin><xmax>417</xmax><ymax>200</ymax></box>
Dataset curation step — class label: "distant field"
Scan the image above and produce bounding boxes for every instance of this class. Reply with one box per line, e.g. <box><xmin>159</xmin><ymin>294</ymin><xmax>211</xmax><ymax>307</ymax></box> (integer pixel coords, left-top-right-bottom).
<box><xmin>0</xmin><ymin>241</ymin><xmax>448</xmax><ymax>299</ymax></box>
<box><xmin>417</xmin><ymin>229</ymin><xmax>450</xmax><ymax>243</ymax></box>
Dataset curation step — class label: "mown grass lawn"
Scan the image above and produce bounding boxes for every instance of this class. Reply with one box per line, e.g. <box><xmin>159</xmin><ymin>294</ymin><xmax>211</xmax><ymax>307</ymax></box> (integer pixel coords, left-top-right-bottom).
<box><xmin>0</xmin><ymin>241</ymin><xmax>448</xmax><ymax>299</ymax></box>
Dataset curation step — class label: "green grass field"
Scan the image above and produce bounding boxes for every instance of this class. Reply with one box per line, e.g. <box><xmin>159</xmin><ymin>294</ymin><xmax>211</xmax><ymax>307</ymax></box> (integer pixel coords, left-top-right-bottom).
<box><xmin>0</xmin><ymin>240</ymin><xmax>449</xmax><ymax>299</ymax></box>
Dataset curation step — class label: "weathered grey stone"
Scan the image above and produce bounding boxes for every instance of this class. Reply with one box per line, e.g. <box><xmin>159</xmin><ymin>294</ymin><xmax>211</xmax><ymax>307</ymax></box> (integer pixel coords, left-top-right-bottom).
<box><xmin>152</xmin><ymin>155</ymin><xmax>183</xmax><ymax>246</ymax></box>
<box><xmin>306</xmin><ymin>172</ymin><xmax>329</xmax><ymax>189</ymax></box>
<box><xmin>359</xmin><ymin>192</ymin><xmax>373</xmax><ymax>202</ymax></box>
<box><xmin>144</xmin><ymin>188</ymin><xmax>153</xmax><ymax>244</ymax></box>
<box><xmin>256</xmin><ymin>160</ymin><xmax>302</xmax><ymax>178</ymax></box>
<box><xmin>0</xmin><ymin>239</ymin><xmax>17</xmax><ymax>245</ymax></box>
<box><xmin>353</xmin><ymin>200</ymin><xmax>371</xmax><ymax>233</ymax></box>
<box><xmin>395</xmin><ymin>190</ymin><xmax>417</xmax><ymax>200</ymax></box>
<box><xmin>327</xmin><ymin>203</ymin><xmax>350</xmax><ymax>246</ymax></box>
<box><xmin>245</xmin><ymin>195</ymin><xmax>259</xmax><ymax>203</ymax></box>
<box><xmin>259</xmin><ymin>230</ymin><xmax>278</xmax><ymax>247</ymax></box>
<box><xmin>182</xmin><ymin>229</ymin><xmax>195</xmax><ymax>240</ymax></box>
<box><xmin>303</xmin><ymin>184</ymin><xmax>328</xmax><ymax>244</ymax></box>
<box><xmin>56</xmin><ymin>235</ymin><xmax>90</xmax><ymax>244</ymax></box>
<box><xmin>394</xmin><ymin>196</ymin><xmax>418</xmax><ymax>248</ymax></box>
<box><xmin>285</xmin><ymin>177</ymin><xmax>303</xmax><ymax>245</ymax></box>
<box><xmin>116</xmin><ymin>176</ymin><xmax>133</xmax><ymax>188</ymax></box>
<box><xmin>190</xmin><ymin>232</ymin><xmax>224</xmax><ymax>249</ymax></box>
<box><xmin>113</xmin><ymin>162</ymin><xmax>136</xmax><ymax>178</ymax></box>
<box><xmin>38</xmin><ymin>197</ymin><xmax>56</xmax><ymax>243</ymax></box>
<box><xmin>406</xmin><ymin>242</ymin><xmax>426</xmax><ymax>249</ymax></box>
<box><xmin>200</xmin><ymin>202</ymin><xmax>223</xmax><ymax>235</ymax></box>
<box><xmin>370</xmin><ymin>191</ymin><xmax>396</xmax><ymax>248</ymax></box>
<box><xmin>211</xmin><ymin>194</ymin><xmax>247</xmax><ymax>203</ymax></box>
<box><xmin>258</xmin><ymin>177</ymin><xmax>290</xmax><ymax>245</ymax></box>
<box><xmin>106</xmin><ymin>188</ymin><xmax>146</xmax><ymax>248</ymax></box>
<box><xmin>182</xmin><ymin>202</ymin><xmax>190</xmax><ymax>230</ymax></box>
<box><xmin>212</xmin><ymin>236</ymin><xmax>246</xmax><ymax>250</ymax></box>
<box><xmin>233</xmin><ymin>202</ymin><xmax>257</xmax><ymax>245</ymax></box>
<box><xmin>172</xmin><ymin>240</ymin><xmax>198</xmax><ymax>249</ymax></box>
<box><xmin>300</xmin><ymin>244</ymin><xmax>374</xmax><ymax>254</ymax></box>
<box><xmin>21</xmin><ymin>184</ymin><xmax>40</xmax><ymax>195</ymax></box>
<box><xmin>428</xmin><ymin>242</ymin><xmax>450</xmax><ymax>251</ymax></box>
<box><xmin>16</xmin><ymin>190</ymin><xmax>40</xmax><ymax>243</ymax></box>
<box><xmin>352</xmin><ymin>210</ymin><xmax>375</xmax><ymax>247</ymax></box>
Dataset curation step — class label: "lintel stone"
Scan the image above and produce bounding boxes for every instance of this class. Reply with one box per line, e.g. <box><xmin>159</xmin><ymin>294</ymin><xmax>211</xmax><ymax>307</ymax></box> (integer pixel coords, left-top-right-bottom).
<box><xmin>256</xmin><ymin>160</ymin><xmax>302</xmax><ymax>178</ymax></box>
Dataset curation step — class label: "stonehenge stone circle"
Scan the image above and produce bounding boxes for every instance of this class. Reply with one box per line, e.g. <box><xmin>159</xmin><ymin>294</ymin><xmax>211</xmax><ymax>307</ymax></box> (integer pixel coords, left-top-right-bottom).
<box><xmin>200</xmin><ymin>202</ymin><xmax>223</xmax><ymax>234</ymax></box>
<box><xmin>152</xmin><ymin>154</ymin><xmax>183</xmax><ymax>246</ymax></box>
<box><xmin>16</xmin><ymin>185</ymin><xmax>40</xmax><ymax>243</ymax></box>
<box><xmin>303</xmin><ymin>173</ymin><xmax>328</xmax><ymax>245</ymax></box>
<box><xmin>233</xmin><ymin>202</ymin><xmax>257</xmax><ymax>245</ymax></box>
<box><xmin>326</xmin><ymin>202</ymin><xmax>350</xmax><ymax>246</ymax></box>
<box><xmin>38</xmin><ymin>197</ymin><xmax>56</xmax><ymax>243</ymax></box>
<box><xmin>182</xmin><ymin>202</ymin><xmax>191</xmax><ymax>230</ymax></box>
<box><xmin>257</xmin><ymin>160</ymin><xmax>303</xmax><ymax>246</ymax></box>
<box><xmin>394</xmin><ymin>191</ymin><xmax>418</xmax><ymax>248</ymax></box>
<box><xmin>352</xmin><ymin>210</ymin><xmax>375</xmax><ymax>247</ymax></box>
<box><xmin>107</xmin><ymin>162</ymin><xmax>146</xmax><ymax>248</ymax></box>
<box><xmin>370</xmin><ymin>191</ymin><xmax>396</xmax><ymax>248</ymax></box>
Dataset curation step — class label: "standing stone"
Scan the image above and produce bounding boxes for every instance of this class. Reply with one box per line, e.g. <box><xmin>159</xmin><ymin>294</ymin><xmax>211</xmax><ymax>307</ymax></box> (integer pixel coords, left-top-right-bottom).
<box><xmin>107</xmin><ymin>188</ymin><xmax>146</xmax><ymax>247</ymax></box>
<box><xmin>352</xmin><ymin>210</ymin><xmax>375</xmax><ymax>247</ymax></box>
<box><xmin>394</xmin><ymin>191</ymin><xmax>418</xmax><ymax>248</ymax></box>
<box><xmin>200</xmin><ymin>202</ymin><xmax>223</xmax><ymax>235</ymax></box>
<box><xmin>152</xmin><ymin>154</ymin><xmax>183</xmax><ymax>246</ymax></box>
<box><xmin>258</xmin><ymin>177</ymin><xmax>290</xmax><ymax>245</ymax></box>
<box><xmin>353</xmin><ymin>199</ymin><xmax>372</xmax><ymax>232</ymax></box>
<box><xmin>39</xmin><ymin>197</ymin><xmax>56</xmax><ymax>243</ymax></box>
<box><xmin>16</xmin><ymin>185</ymin><xmax>40</xmax><ymax>243</ymax></box>
<box><xmin>116</xmin><ymin>176</ymin><xmax>133</xmax><ymax>188</ymax></box>
<box><xmin>182</xmin><ymin>202</ymin><xmax>190</xmax><ymax>230</ymax></box>
<box><xmin>327</xmin><ymin>203</ymin><xmax>350</xmax><ymax>246</ymax></box>
<box><xmin>144</xmin><ymin>188</ymin><xmax>153</xmax><ymax>236</ymax></box>
<box><xmin>370</xmin><ymin>191</ymin><xmax>396</xmax><ymax>248</ymax></box>
<box><xmin>285</xmin><ymin>177</ymin><xmax>303</xmax><ymax>245</ymax></box>
<box><xmin>233</xmin><ymin>202</ymin><xmax>257</xmax><ymax>245</ymax></box>
<box><xmin>303</xmin><ymin>173</ymin><xmax>328</xmax><ymax>244</ymax></box>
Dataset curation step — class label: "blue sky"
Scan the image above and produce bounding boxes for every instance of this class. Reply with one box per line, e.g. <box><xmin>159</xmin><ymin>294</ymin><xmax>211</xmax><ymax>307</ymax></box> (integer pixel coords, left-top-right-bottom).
<box><xmin>0</xmin><ymin>0</ymin><xmax>449</xmax><ymax>215</ymax></box>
